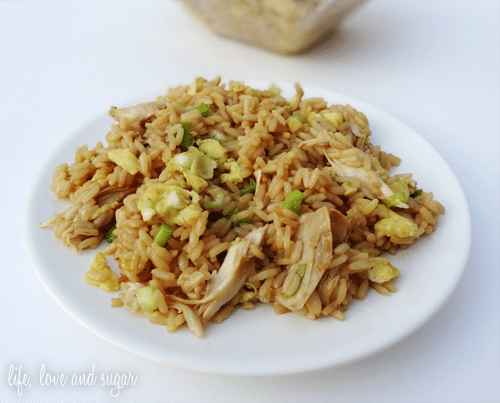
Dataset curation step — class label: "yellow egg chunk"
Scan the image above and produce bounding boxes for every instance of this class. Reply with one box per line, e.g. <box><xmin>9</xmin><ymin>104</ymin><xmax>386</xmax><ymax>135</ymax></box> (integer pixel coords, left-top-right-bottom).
<box><xmin>374</xmin><ymin>209</ymin><xmax>418</xmax><ymax>239</ymax></box>
<box><xmin>368</xmin><ymin>257</ymin><xmax>401</xmax><ymax>283</ymax></box>
<box><xmin>322</xmin><ymin>112</ymin><xmax>344</xmax><ymax>128</ymax></box>
<box><xmin>197</xmin><ymin>138</ymin><xmax>227</xmax><ymax>166</ymax></box>
<box><xmin>108</xmin><ymin>148</ymin><xmax>139</xmax><ymax>175</ymax></box>
<box><xmin>286</xmin><ymin>116</ymin><xmax>303</xmax><ymax>132</ymax></box>
<box><xmin>137</xmin><ymin>180</ymin><xmax>202</xmax><ymax>225</ymax></box>
<box><xmin>221</xmin><ymin>159</ymin><xmax>244</xmax><ymax>184</ymax></box>
<box><xmin>306</xmin><ymin>111</ymin><xmax>317</xmax><ymax>124</ymax></box>
<box><xmin>183</xmin><ymin>171</ymin><xmax>208</xmax><ymax>193</ymax></box>
<box><xmin>84</xmin><ymin>252</ymin><xmax>120</xmax><ymax>292</ymax></box>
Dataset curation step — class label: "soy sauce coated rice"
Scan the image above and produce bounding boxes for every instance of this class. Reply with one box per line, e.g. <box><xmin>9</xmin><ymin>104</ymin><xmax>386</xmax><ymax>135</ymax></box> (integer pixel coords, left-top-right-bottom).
<box><xmin>41</xmin><ymin>77</ymin><xmax>445</xmax><ymax>338</ymax></box>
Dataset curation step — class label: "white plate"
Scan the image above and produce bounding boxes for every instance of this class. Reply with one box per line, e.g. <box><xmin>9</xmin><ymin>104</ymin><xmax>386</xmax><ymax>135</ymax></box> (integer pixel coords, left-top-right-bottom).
<box><xmin>25</xmin><ymin>82</ymin><xmax>471</xmax><ymax>376</ymax></box>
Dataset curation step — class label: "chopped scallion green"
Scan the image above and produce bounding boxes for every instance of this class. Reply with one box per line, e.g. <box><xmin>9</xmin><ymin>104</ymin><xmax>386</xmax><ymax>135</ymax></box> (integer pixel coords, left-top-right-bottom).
<box><xmin>211</xmin><ymin>130</ymin><xmax>234</xmax><ymax>143</ymax></box>
<box><xmin>281</xmin><ymin>189</ymin><xmax>304</xmax><ymax>214</ymax></box>
<box><xmin>410</xmin><ymin>189</ymin><xmax>424</xmax><ymax>198</ymax></box>
<box><xmin>384</xmin><ymin>191</ymin><xmax>409</xmax><ymax>208</ymax></box>
<box><xmin>105</xmin><ymin>224</ymin><xmax>117</xmax><ymax>243</ymax></box>
<box><xmin>194</xmin><ymin>102</ymin><xmax>211</xmax><ymax>117</ymax></box>
<box><xmin>240</xmin><ymin>178</ymin><xmax>256</xmax><ymax>195</ymax></box>
<box><xmin>225</xmin><ymin>208</ymin><xmax>238</xmax><ymax>218</ymax></box>
<box><xmin>240</xmin><ymin>291</ymin><xmax>255</xmax><ymax>303</ymax></box>
<box><xmin>177</xmin><ymin>122</ymin><xmax>193</xmax><ymax>151</ymax></box>
<box><xmin>267</xmin><ymin>84</ymin><xmax>282</xmax><ymax>97</ymax></box>
<box><xmin>135</xmin><ymin>286</ymin><xmax>158</xmax><ymax>312</ymax></box>
<box><xmin>297</xmin><ymin>263</ymin><xmax>307</xmax><ymax>280</ymax></box>
<box><xmin>205</xmin><ymin>188</ymin><xmax>225</xmax><ymax>209</ymax></box>
<box><xmin>231</xmin><ymin>218</ymin><xmax>252</xmax><ymax>228</ymax></box>
<box><xmin>291</xmin><ymin>111</ymin><xmax>305</xmax><ymax>123</ymax></box>
<box><xmin>153</xmin><ymin>223</ymin><xmax>174</xmax><ymax>247</ymax></box>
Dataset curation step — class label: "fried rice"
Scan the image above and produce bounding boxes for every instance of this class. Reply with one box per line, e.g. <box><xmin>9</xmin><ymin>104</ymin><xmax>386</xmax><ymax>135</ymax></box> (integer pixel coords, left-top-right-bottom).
<box><xmin>40</xmin><ymin>77</ymin><xmax>445</xmax><ymax>338</ymax></box>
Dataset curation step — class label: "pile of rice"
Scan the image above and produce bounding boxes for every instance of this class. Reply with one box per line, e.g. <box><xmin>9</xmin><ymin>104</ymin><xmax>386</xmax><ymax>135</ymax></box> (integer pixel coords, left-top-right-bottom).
<box><xmin>41</xmin><ymin>77</ymin><xmax>445</xmax><ymax>338</ymax></box>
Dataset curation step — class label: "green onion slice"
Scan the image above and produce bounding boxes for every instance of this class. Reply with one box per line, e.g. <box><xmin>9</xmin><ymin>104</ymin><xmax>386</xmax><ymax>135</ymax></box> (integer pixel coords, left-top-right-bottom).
<box><xmin>267</xmin><ymin>84</ymin><xmax>282</xmax><ymax>97</ymax></box>
<box><xmin>177</xmin><ymin>122</ymin><xmax>193</xmax><ymax>151</ymax></box>
<box><xmin>291</xmin><ymin>111</ymin><xmax>305</xmax><ymax>123</ymax></box>
<box><xmin>384</xmin><ymin>191</ymin><xmax>408</xmax><ymax>208</ymax></box>
<box><xmin>135</xmin><ymin>286</ymin><xmax>159</xmax><ymax>312</ymax></box>
<box><xmin>205</xmin><ymin>188</ymin><xmax>225</xmax><ymax>209</ymax></box>
<box><xmin>297</xmin><ymin>263</ymin><xmax>307</xmax><ymax>280</ymax></box>
<box><xmin>194</xmin><ymin>102</ymin><xmax>211</xmax><ymax>117</ymax></box>
<box><xmin>211</xmin><ymin>130</ymin><xmax>234</xmax><ymax>143</ymax></box>
<box><xmin>240</xmin><ymin>178</ymin><xmax>256</xmax><ymax>195</ymax></box>
<box><xmin>225</xmin><ymin>208</ymin><xmax>238</xmax><ymax>218</ymax></box>
<box><xmin>153</xmin><ymin>223</ymin><xmax>174</xmax><ymax>247</ymax></box>
<box><xmin>410</xmin><ymin>189</ymin><xmax>424</xmax><ymax>198</ymax></box>
<box><xmin>231</xmin><ymin>218</ymin><xmax>252</xmax><ymax>228</ymax></box>
<box><xmin>281</xmin><ymin>189</ymin><xmax>304</xmax><ymax>214</ymax></box>
<box><xmin>105</xmin><ymin>224</ymin><xmax>117</xmax><ymax>243</ymax></box>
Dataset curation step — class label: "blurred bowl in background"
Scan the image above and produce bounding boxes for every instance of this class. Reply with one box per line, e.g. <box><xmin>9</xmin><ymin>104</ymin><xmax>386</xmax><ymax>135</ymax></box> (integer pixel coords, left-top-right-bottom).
<box><xmin>179</xmin><ymin>0</ymin><xmax>367</xmax><ymax>54</ymax></box>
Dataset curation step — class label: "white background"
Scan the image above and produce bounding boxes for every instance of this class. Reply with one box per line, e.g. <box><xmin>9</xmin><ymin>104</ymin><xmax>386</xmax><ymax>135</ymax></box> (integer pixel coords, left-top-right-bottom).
<box><xmin>1</xmin><ymin>1</ymin><xmax>499</xmax><ymax>402</ymax></box>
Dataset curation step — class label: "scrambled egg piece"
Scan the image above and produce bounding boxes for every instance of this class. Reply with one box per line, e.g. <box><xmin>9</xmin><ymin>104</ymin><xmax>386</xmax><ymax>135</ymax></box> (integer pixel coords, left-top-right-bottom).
<box><xmin>221</xmin><ymin>159</ymin><xmax>244</xmax><ymax>184</ymax></box>
<box><xmin>168</xmin><ymin>146</ymin><xmax>217</xmax><ymax>180</ymax></box>
<box><xmin>341</xmin><ymin>181</ymin><xmax>359</xmax><ymax>196</ymax></box>
<box><xmin>322</xmin><ymin>112</ymin><xmax>344</xmax><ymax>128</ymax></box>
<box><xmin>107</xmin><ymin>148</ymin><xmax>139</xmax><ymax>175</ymax></box>
<box><xmin>197</xmin><ymin>139</ymin><xmax>227</xmax><ymax>166</ymax></box>
<box><xmin>230</xmin><ymin>82</ymin><xmax>258</xmax><ymax>97</ymax></box>
<box><xmin>183</xmin><ymin>171</ymin><xmax>208</xmax><ymax>193</ymax></box>
<box><xmin>374</xmin><ymin>208</ymin><xmax>418</xmax><ymax>239</ymax></box>
<box><xmin>368</xmin><ymin>257</ymin><xmax>401</xmax><ymax>283</ymax></box>
<box><xmin>286</xmin><ymin>116</ymin><xmax>302</xmax><ymax>132</ymax></box>
<box><xmin>137</xmin><ymin>180</ymin><xmax>202</xmax><ymax>225</ymax></box>
<box><xmin>84</xmin><ymin>252</ymin><xmax>120</xmax><ymax>291</ymax></box>
<box><xmin>307</xmin><ymin>111</ymin><xmax>318</xmax><ymax>124</ymax></box>
<box><xmin>390</xmin><ymin>177</ymin><xmax>418</xmax><ymax>197</ymax></box>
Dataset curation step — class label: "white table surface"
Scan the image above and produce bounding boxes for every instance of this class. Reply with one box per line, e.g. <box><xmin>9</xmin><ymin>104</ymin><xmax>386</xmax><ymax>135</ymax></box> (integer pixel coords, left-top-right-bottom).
<box><xmin>1</xmin><ymin>1</ymin><xmax>499</xmax><ymax>402</ymax></box>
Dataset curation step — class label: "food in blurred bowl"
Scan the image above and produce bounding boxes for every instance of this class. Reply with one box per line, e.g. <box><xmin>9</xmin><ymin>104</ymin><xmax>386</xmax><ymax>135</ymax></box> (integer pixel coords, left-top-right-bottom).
<box><xmin>179</xmin><ymin>0</ymin><xmax>366</xmax><ymax>54</ymax></box>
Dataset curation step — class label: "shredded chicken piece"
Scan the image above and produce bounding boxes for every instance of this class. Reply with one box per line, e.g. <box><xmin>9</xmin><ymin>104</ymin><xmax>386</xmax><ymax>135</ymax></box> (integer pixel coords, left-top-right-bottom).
<box><xmin>171</xmin><ymin>225</ymin><xmax>268</xmax><ymax>326</ymax></box>
<box><xmin>325</xmin><ymin>152</ymin><xmax>394</xmax><ymax>199</ymax></box>
<box><xmin>170</xmin><ymin>302</ymin><xmax>205</xmax><ymax>339</ymax></box>
<box><xmin>300</xmin><ymin>137</ymin><xmax>408</xmax><ymax>207</ymax></box>
<box><xmin>109</xmin><ymin>99</ymin><xmax>168</xmax><ymax>128</ymax></box>
<box><xmin>275</xmin><ymin>206</ymin><xmax>350</xmax><ymax>311</ymax></box>
<box><xmin>95</xmin><ymin>186</ymin><xmax>138</xmax><ymax>206</ymax></box>
<box><xmin>197</xmin><ymin>225</ymin><xmax>267</xmax><ymax>322</ymax></box>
